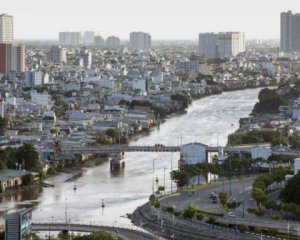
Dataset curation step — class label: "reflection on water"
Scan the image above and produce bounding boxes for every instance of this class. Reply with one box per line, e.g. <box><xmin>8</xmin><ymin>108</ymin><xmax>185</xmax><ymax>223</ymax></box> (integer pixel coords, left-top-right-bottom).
<box><xmin>0</xmin><ymin>186</ymin><xmax>42</xmax><ymax>204</ymax></box>
<box><xmin>0</xmin><ymin>88</ymin><xmax>262</xmax><ymax>225</ymax></box>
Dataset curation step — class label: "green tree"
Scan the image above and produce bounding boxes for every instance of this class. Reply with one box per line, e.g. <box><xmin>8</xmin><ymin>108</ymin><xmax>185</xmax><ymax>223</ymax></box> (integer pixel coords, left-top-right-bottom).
<box><xmin>183</xmin><ymin>207</ymin><xmax>196</xmax><ymax>219</ymax></box>
<box><xmin>106</xmin><ymin>128</ymin><xmax>121</xmax><ymax>142</ymax></box>
<box><xmin>0</xmin><ymin>117</ymin><xmax>8</xmax><ymax>136</ymax></box>
<box><xmin>251</xmin><ymin>88</ymin><xmax>287</xmax><ymax>115</ymax></box>
<box><xmin>15</xmin><ymin>143</ymin><xmax>42</xmax><ymax>173</ymax></box>
<box><xmin>0</xmin><ymin>160</ymin><xmax>6</xmax><ymax>170</ymax></box>
<box><xmin>22</xmin><ymin>173</ymin><xmax>34</xmax><ymax>186</ymax></box>
<box><xmin>170</xmin><ymin>170</ymin><xmax>190</xmax><ymax>188</ymax></box>
<box><xmin>280</xmin><ymin>172</ymin><xmax>300</xmax><ymax>205</ymax></box>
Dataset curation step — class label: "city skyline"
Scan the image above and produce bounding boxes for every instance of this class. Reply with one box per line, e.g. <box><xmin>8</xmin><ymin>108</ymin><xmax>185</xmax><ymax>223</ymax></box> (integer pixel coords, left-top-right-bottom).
<box><xmin>2</xmin><ymin>0</ymin><xmax>300</xmax><ymax>40</ymax></box>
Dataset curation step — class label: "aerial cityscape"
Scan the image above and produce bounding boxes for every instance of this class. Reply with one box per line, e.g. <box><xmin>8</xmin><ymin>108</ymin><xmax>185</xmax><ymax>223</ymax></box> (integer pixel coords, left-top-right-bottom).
<box><xmin>1</xmin><ymin>0</ymin><xmax>300</xmax><ymax>239</ymax></box>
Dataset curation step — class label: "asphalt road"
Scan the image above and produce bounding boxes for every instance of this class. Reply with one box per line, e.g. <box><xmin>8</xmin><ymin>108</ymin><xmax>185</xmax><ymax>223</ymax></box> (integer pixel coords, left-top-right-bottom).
<box><xmin>132</xmin><ymin>203</ymin><xmax>277</xmax><ymax>240</ymax></box>
<box><xmin>159</xmin><ymin>177</ymin><xmax>300</xmax><ymax>236</ymax></box>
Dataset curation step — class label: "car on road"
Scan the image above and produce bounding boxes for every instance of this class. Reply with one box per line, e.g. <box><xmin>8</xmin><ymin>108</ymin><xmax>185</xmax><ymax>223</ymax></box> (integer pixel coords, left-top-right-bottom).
<box><xmin>210</xmin><ymin>192</ymin><xmax>218</xmax><ymax>199</ymax></box>
<box><xmin>227</xmin><ymin>212</ymin><xmax>236</xmax><ymax>218</ymax></box>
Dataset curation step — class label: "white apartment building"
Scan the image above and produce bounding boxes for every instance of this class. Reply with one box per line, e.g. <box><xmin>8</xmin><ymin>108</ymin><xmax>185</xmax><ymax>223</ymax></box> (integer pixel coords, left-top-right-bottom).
<box><xmin>129</xmin><ymin>32</ymin><xmax>151</xmax><ymax>50</ymax></box>
<box><xmin>0</xmin><ymin>14</ymin><xmax>13</xmax><ymax>43</ymax></box>
<box><xmin>132</xmin><ymin>78</ymin><xmax>146</xmax><ymax>95</ymax></box>
<box><xmin>30</xmin><ymin>90</ymin><xmax>49</xmax><ymax>107</ymax></box>
<box><xmin>199</xmin><ymin>32</ymin><xmax>245</xmax><ymax>59</ymax></box>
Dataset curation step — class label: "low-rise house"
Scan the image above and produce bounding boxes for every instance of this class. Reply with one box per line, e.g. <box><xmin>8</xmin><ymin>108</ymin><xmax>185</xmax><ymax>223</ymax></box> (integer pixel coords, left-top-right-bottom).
<box><xmin>0</xmin><ymin>169</ymin><xmax>35</xmax><ymax>193</ymax></box>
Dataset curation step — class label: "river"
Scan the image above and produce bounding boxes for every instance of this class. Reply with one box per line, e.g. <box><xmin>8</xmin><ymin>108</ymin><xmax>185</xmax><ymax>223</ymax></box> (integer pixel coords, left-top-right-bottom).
<box><xmin>0</xmin><ymin>88</ymin><xmax>262</xmax><ymax>226</ymax></box>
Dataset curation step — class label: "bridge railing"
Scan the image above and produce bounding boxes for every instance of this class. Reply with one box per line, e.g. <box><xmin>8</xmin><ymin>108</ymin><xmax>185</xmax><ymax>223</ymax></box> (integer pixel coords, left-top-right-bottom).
<box><xmin>32</xmin><ymin>220</ymin><xmax>150</xmax><ymax>235</ymax></box>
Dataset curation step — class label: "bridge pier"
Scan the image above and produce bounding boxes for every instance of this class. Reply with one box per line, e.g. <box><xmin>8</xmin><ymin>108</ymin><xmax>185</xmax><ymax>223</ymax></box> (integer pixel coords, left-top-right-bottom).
<box><xmin>110</xmin><ymin>152</ymin><xmax>125</xmax><ymax>171</ymax></box>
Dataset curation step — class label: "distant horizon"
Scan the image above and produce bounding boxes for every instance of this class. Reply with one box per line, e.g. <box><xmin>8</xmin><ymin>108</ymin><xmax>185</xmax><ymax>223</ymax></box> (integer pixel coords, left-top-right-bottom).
<box><xmin>15</xmin><ymin>37</ymin><xmax>280</xmax><ymax>42</ymax></box>
<box><xmin>2</xmin><ymin>0</ymin><xmax>300</xmax><ymax>40</ymax></box>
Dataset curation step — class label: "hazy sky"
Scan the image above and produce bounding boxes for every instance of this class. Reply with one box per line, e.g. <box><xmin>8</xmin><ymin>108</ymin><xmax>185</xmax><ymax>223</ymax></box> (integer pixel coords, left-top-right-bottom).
<box><xmin>2</xmin><ymin>0</ymin><xmax>300</xmax><ymax>40</ymax></box>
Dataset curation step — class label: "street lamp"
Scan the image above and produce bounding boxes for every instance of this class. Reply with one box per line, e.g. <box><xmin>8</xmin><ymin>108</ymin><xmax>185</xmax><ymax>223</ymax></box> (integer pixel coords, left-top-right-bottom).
<box><xmin>65</xmin><ymin>198</ymin><xmax>68</xmax><ymax>224</ymax></box>
<box><xmin>48</xmin><ymin>216</ymin><xmax>54</xmax><ymax>240</ymax></box>
<box><xmin>152</xmin><ymin>158</ymin><xmax>158</xmax><ymax>195</ymax></box>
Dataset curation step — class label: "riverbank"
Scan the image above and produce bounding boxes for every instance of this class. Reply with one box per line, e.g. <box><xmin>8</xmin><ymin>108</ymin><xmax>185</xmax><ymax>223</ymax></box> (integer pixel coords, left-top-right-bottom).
<box><xmin>0</xmin><ymin>88</ymin><xmax>264</xmax><ymax>225</ymax></box>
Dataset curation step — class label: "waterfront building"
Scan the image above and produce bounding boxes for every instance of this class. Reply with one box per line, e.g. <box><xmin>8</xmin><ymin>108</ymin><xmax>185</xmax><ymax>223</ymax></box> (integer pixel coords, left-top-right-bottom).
<box><xmin>59</xmin><ymin>32</ymin><xmax>81</xmax><ymax>45</ymax></box>
<box><xmin>0</xmin><ymin>13</ymin><xmax>13</xmax><ymax>44</ymax></box>
<box><xmin>281</xmin><ymin>10</ymin><xmax>300</xmax><ymax>52</ymax></box>
<box><xmin>105</xmin><ymin>36</ymin><xmax>121</xmax><ymax>49</ymax></box>
<box><xmin>47</xmin><ymin>45</ymin><xmax>67</xmax><ymax>63</ymax></box>
<box><xmin>5</xmin><ymin>208</ymin><xmax>32</xmax><ymax>240</ymax></box>
<box><xmin>180</xmin><ymin>143</ymin><xmax>207</xmax><ymax>166</ymax></box>
<box><xmin>129</xmin><ymin>31</ymin><xmax>151</xmax><ymax>50</ymax></box>
<box><xmin>199</xmin><ymin>32</ymin><xmax>245</xmax><ymax>59</ymax></box>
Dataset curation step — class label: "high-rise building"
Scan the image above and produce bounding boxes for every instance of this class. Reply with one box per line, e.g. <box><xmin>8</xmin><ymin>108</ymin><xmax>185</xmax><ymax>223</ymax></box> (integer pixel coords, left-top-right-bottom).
<box><xmin>129</xmin><ymin>32</ymin><xmax>151</xmax><ymax>50</ymax></box>
<box><xmin>0</xmin><ymin>13</ymin><xmax>25</xmax><ymax>74</ymax></box>
<box><xmin>94</xmin><ymin>35</ymin><xmax>105</xmax><ymax>48</ymax></box>
<box><xmin>0</xmin><ymin>43</ymin><xmax>25</xmax><ymax>73</ymax></box>
<box><xmin>84</xmin><ymin>31</ymin><xmax>95</xmax><ymax>44</ymax></box>
<box><xmin>80</xmin><ymin>50</ymin><xmax>92</xmax><ymax>68</ymax></box>
<box><xmin>47</xmin><ymin>45</ymin><xmax>67</xmax><ymax>63</ymax></box>
<box><xmin>281</xmin><ymin>11</ymin><xmax>300</xmax><ymax>52</ymax></box>
<box><xmin>59</xmin><ymin>32</ymin><xmax>81</xmax><ymax>45</ymax></box>
<box><xmin>198</xmin><ymin>32</ymin><xmax>245</xmax><ymax>59</ymax></box>
<box><xmin>0</xmin><ymin>13</ymin><xmax>13</xmax><ymax>44</ymax></box>
<box><xmin>105</xmin><ymin>36</ymin><xmax>121</xmax><ymax>49</ymax></box>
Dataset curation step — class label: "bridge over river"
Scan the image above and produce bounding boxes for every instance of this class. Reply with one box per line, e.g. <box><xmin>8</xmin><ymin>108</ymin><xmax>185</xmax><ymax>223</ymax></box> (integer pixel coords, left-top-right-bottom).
<box><xmin>60</xmin><ymin>144</ymin><xmax>255</xmax><ymax>154</ymax></box>
<box><xmin>32</xmin><ymin>222</ymin><xmax>156</xmax><ymax>240</ymax></box>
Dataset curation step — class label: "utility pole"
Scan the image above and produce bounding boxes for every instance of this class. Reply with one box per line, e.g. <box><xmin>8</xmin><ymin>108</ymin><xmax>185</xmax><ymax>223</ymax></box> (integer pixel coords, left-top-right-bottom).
<box><xmin>163</xmin><ymin>167</ymin><xmax>166</xmax><ymax>193</ymax></box>
<box><xmin>152</xmin><ymin>159</ymin><xmax>155</xmax><ymax>195</ymax></box>
<box><xmin>242</xmin><ymin>167</ymin><xmax>245</xmax><ymax>218</ymax></box>
<box><xmin>229</xmin><ymin>158</ymin><xmax>232</xmax><ymax>195</ymax></box>
<box><xmin>171</xmin><ymin>152</ymin><xmax>173</xmax><ymax>193</ymax></box>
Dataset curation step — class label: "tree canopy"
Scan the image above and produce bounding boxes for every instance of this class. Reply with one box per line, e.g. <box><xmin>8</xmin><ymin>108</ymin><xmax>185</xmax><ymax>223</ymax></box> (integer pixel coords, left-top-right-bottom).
<box><xmin>280</xmin><ymin>172</ymin><xmax>300</xmax><ymax>205</ymax></box>
<box><xmin>0</xmin><ymin>117</ymin><xmax>8</xmax><ymax>136</ymax></box>
<box><xmin>251</xmin><ymin>88</ymin><xmax>287</xmax><ymax>115</ymax></box>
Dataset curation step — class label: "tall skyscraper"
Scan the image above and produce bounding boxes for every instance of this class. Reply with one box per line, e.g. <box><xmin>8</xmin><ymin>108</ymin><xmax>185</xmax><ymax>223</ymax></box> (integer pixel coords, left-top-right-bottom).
<box><xmin>0</xmin><ymin>13</ymin><xmax>25</xmax><ymax>74</ymax></box>
<box><xmin>199</xmin><ymin>32</ymin><xmax>245</xmax><ymax>59</ymax></box>
<box><xmin>129</xmin><ymin>32</ymin><xmax>151</xmax><ymax>50</ymax></box>
<box><xmin>105</xmin><ymin>36</ymin><xmax>121</xmax><ymax>49</ymax></box>
<box><xmin>0</xmin><ymin>13</ymin><xmax>13</xmax><ymax>44</ymax></box>
<box><xmin>281</xmin><ymin>11</ymin><xmax>300</xmax><ymax>52</ymax></box>
<box><xmin>59</xmin><ymin>32</ymin><xmax>81</xmax><ymax>45</ymax></box>
<box><xmin>0</xmin><ymin>43</ymin><xmax>25</xmax><ymax>73</ymax></box>
<box><xmin>84</xmin><ymin>31</ymin><xmax>95</xmax><ymax>44</ymax></box>
<box><xmin>94</xmin><ymin>35</ymin><xmax>105</xmax><ymax>48</ymax></box>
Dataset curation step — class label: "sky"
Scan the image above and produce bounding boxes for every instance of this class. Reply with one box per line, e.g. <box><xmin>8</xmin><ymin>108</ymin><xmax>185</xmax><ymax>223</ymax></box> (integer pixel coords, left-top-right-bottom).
<box><xmin>2</xmin><ymin>0</ymin><xmax>300</xmax><ymax>40</ymax></box>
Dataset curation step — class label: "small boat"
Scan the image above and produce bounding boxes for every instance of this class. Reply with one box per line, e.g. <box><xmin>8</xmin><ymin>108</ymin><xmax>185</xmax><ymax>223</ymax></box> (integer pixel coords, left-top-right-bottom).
<box><xmin>101</xmin><ymin>199</ymin><xmax>105</xmax><ymax>208</ymax></box>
